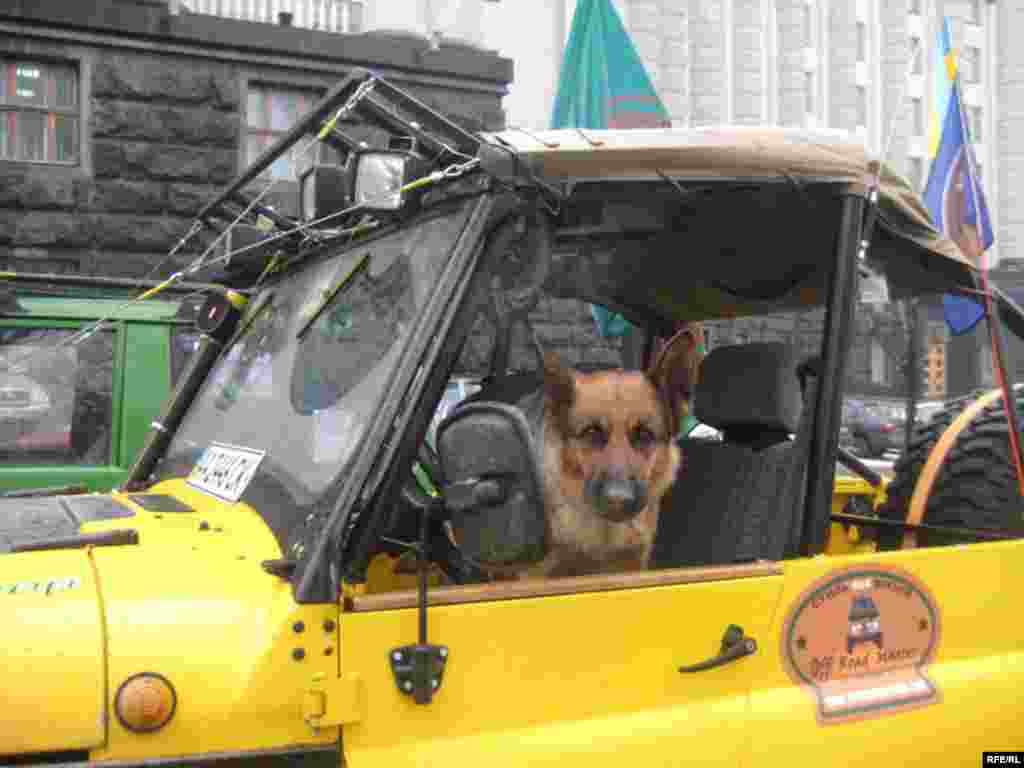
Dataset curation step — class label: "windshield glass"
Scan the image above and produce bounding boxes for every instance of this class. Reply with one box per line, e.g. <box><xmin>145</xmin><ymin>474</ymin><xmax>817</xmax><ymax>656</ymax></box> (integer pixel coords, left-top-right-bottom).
<box><xmin>155</xmin><ymin>201</ymin><xmax>473</xmax><ymax>549</ymax></box>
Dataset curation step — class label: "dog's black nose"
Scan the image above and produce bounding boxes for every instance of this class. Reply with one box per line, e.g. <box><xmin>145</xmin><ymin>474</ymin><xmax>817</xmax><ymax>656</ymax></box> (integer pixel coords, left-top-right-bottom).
<box><xmin>587</xmin><ymin>473</ymin><xmax>648</xmax><ymax>522</ymax></box>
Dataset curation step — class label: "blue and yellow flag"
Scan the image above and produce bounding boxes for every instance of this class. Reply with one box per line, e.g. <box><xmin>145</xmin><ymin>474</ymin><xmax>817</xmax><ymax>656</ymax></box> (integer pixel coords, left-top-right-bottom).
<box><xmin>923</xmin><ymin>17</ymin><xmax>994</xmax><ymax>335</ymax></box>
<box><xmin>552</xmin><ymin>0</ymin><xmax>670</xmax><ymax>339</ymax></box>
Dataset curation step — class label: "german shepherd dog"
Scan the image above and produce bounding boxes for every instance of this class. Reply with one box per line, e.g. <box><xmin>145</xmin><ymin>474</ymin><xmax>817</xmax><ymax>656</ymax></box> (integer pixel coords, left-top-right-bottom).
<box><xmin>510</xmin><ymin>324</ymin><xmax>704</xmax><ymax>580</ymax></box>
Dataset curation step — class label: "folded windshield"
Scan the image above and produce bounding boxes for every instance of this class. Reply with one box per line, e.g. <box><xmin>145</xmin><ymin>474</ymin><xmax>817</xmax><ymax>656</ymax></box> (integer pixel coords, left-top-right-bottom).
<box><xmin>155</xmin><ymin>201</ymin><xmax>473</xmax><ymax>550</ymax></box>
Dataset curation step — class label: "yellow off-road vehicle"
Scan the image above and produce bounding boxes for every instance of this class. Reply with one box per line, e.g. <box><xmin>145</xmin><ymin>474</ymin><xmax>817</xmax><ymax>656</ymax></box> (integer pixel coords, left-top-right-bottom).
<box><xmin>3</xmin><ymin>71</ymin><xmax>1022</xmax><ymax>767</ymax></box>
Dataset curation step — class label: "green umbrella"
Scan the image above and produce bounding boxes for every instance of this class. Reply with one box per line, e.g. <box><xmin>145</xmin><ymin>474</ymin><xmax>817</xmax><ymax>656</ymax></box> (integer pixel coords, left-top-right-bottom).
<box><xmin>551</xmin><ymin>0</ymin><xmax>670</xmax><ymax>340</ymax></box>
<box><xmin>552</xmin><ymin>0</ymin><xmax>671</xmax><ymax>131</ymax></box>
<box><xmin>551</xmin><ymin>9</ymin><xmax>704</xmax><ymax>437</ymax></box>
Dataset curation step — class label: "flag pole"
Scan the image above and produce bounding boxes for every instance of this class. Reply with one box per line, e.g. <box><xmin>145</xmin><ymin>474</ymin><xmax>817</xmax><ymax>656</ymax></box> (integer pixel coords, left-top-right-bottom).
<box><xmin>951</xmin><ymin>75</ymin><xmax>1024</xmax><ymax>497</ymax></box>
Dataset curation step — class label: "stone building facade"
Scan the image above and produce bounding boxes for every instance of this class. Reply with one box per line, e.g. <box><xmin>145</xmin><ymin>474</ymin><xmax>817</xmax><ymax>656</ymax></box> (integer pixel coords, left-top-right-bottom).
<box><xmin>0</xmin><ymin>0</ymin><xmax>511</xmax><ymax>278</ymax></box>
<box><xmin>4</xmin><ymin>0</ymin><xmax>1021</xmax><ymax>399</ymax></box>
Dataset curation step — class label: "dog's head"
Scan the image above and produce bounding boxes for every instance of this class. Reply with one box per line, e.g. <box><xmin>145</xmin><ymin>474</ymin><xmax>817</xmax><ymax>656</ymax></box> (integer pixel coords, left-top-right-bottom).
<box><xmin>542</xmin><ymin>330</ymin><xmax>702</xmax><ymax>524</ymax></box>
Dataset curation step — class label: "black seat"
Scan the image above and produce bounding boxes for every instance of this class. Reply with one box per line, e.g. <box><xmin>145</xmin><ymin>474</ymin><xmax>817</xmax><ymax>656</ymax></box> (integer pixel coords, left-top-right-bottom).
<box><xmin>650</xmin><ymin>342</ymin><xmax>815</xmax><ymax>568</ymax></box>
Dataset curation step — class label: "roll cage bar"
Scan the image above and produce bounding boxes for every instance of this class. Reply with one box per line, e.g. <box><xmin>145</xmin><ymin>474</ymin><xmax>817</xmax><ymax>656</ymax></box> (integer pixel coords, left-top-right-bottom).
<box><xmin>196</xmin><ymin>69</ymin><xmax>484</xmax><ymax>254</ymax></box>
<box><xmin>173</xmin><ymin>68</ymin><xmax>1024</xmax><ymax>603</ymax></box>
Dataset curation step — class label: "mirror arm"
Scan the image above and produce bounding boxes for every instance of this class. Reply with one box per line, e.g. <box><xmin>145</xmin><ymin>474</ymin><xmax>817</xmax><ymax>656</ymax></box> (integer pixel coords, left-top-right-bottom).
<box><xmin>442</xmin><ymin>476</ymin><xmax>509</xmax><ymax>514</ymax></box>
<box><xmin>417</xmin><ymin>500</ymin><xmax>432</xmax><ymax>645</ymax></box>
<box><xmin>389</xmin><ymin>498</ymin><xmax>450</xmax><ymax>705</ymax></box>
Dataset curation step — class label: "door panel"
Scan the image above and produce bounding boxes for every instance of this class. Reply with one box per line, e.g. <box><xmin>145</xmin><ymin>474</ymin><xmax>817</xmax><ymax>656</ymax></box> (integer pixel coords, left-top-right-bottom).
<box><xmin>341</xmin><ymin>565</ymin><xmax>784</xmax><ymax>767</ymax></box>
<box><xmin>746</xmin><ymin>542</ymin><xmax>1024</xmax><ymax>765</ymax></box>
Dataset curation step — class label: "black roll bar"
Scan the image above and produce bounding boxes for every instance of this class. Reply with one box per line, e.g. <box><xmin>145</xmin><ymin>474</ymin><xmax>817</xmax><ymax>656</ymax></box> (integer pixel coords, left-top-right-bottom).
<box><xmin>801</xmin><ymin>191</ymin><xmax>865</xmax><ymax>556</ymax></box>
<box><xmin>197</xmin><ymin>69</ymin><xmax>483</xmax><ymax>238</ymax></box>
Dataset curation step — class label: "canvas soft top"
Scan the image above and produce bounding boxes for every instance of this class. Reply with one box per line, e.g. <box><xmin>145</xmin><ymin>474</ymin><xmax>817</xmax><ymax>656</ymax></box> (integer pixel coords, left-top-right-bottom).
<box><xmin>481</xmin><ymin>125</ymin><xmax>968</xmax><ymax>271</ymax></box>
<box><xmin>476</xmin><ymin>125</ymin><xmax>1014</xmax><ymax>331</ymax></box>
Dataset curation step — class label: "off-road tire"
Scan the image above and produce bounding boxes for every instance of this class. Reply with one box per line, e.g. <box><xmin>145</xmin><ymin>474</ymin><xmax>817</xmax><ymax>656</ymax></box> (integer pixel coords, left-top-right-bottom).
<box><xmin>876</xmin><ymin>392</ymin><xmax>1024</xmax><ymax>549</ymax></box>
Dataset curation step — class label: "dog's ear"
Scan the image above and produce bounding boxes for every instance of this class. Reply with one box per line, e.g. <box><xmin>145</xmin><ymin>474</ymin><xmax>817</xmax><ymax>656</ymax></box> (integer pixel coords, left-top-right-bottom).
<box><xmin>542</xmin><ymin>351</ymin><xmax>575</xmax><ymax>420</ymax></box>
<box><xmin>647</xmin><ymin>322</ymin><xmax>704</xmax><ymax>436</ymax></box>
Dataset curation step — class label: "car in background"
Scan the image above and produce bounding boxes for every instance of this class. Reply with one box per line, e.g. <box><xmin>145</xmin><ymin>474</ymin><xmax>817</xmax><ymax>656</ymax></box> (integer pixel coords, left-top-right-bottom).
<box><xmin>842</xmin><ymin>398</ymin><xmax>904</xmax><ymax>458</ymax></box>
<box><xmin>0</xmin><ymin>370</ymin><xmax>52</xmax><ymax>438</ymax></box>
<box><xmin>913</xmin><ymin>400</ymin><xmax>945</xmax><ymax>426</ymax></box>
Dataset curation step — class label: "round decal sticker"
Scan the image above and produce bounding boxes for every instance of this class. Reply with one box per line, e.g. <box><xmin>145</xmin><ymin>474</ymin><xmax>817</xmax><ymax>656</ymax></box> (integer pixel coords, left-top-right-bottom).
<box><xmin>780</xmin><ymin>565</ymin><xmax>941</xmax><ymax>725</ymax></box>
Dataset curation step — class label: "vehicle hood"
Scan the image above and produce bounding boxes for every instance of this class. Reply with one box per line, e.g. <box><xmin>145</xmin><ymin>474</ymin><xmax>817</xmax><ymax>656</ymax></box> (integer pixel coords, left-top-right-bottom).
<box><xmin>0</xmin><ymin>547</ymin><xmax>107</xmax><ymax>754</ymax></box>
<box><xmin>0</xmin><ymin>484</ymin><xmax>321</xmax><ymax>760</ymax></box>
<box><xmin>0</xmin><ymin>484</ymin><xmax>284</xmax><ymax>557</ymax></box>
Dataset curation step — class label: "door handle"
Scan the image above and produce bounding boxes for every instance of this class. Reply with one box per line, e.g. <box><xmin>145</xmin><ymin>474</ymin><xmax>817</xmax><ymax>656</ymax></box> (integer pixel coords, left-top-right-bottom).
<box><xmin>678</xmin><ymin>624</ymin><xmax>757</xmax><ymax>673</ymax></box>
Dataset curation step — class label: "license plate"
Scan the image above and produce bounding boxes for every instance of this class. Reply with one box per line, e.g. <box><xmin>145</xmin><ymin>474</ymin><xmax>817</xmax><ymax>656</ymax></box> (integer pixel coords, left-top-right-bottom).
<box><xmin>187</xmin><ymin>443</ymin><xmax>266</xmax><ymax>502</ymax></box>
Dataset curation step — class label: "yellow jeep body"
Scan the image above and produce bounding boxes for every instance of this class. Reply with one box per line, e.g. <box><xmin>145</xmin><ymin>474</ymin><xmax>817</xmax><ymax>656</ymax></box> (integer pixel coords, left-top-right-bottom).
<box><xmin>5</xmin><ymin>474</ymin><xmax>1021</xmax><ymax>767</ymax></box>
<box><xmin>2</xmin><ymin>73</ymin><xmax>1020</xmax><ymax>767</ymax></box>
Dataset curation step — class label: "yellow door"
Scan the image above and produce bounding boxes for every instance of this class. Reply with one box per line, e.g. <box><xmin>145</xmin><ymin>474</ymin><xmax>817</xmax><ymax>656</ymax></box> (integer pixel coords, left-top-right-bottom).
<box><xmin>746</xmin><ymin>542</ymin><xmax>1024</xmax><ymax>766</ymax></box>
<box><xmin>340</xmin><ymin>563</ymin><xmax>784</xmax><ymax>767</ymax></box>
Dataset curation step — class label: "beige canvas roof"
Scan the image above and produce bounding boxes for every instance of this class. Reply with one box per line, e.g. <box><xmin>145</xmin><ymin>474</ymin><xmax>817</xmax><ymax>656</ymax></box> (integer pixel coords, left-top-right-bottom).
<box><xmin>480</xmin><ymin>125</ymin><xmax>972</xmax><ymax>273</ymax></box>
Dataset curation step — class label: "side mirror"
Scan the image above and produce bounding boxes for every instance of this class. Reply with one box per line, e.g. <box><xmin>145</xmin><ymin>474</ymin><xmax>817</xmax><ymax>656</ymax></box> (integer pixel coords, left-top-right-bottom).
<box><xmin>435</xmin><ymin>401</ymin><xmax>547</xmax><ymax>568</ymax></box>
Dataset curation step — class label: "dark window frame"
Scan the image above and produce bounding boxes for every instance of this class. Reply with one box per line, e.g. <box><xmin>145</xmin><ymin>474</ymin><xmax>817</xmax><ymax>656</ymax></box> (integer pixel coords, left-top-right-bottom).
<box><xmin>245</xmin><ymin>83</ymin><xmax>338</xmax><ymax>181</ymax></box>
<box><xmin>0</xmin><ymin>58</ymin><xmax>81</xmax><ymax>166</ymax></box>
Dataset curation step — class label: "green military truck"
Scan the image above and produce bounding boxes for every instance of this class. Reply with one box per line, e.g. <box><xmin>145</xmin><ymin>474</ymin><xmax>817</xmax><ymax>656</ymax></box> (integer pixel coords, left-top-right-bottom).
<box><xmin>0</xmin><ymin>274</ymin><xmax>207</xmax><ymax>493</ymax></box>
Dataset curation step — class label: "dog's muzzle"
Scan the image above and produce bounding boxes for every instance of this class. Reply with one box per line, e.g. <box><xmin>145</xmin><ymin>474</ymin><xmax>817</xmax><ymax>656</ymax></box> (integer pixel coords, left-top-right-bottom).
<box><xmin>585</xmin><ymin>472</ymin><xmax>648</xmax><ymax>522</ymax></box>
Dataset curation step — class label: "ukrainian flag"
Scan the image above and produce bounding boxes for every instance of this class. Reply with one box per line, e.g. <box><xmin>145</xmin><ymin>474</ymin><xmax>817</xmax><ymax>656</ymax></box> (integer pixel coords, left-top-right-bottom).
<box><xmin>923</xmin><ymin>17</ymin><xmax>994</xmax><ymax>335</ymax></box>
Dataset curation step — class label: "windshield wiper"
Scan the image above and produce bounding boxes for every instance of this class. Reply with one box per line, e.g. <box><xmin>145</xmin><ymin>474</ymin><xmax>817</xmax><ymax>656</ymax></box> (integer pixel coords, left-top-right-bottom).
<box><xmin>296</xmin><ymin>251</ymin><xmax>370</xmax><ymax>339</ymax></box>
<box><xmin>227</xmin><ymin>291</ymin><xmax>275</xmax><ymax>346</ymax></box>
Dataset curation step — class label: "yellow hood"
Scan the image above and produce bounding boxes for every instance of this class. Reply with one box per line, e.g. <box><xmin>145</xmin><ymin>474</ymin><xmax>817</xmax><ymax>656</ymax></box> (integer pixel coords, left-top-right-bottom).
<box><xmin>0</xmin><ymin>484</ymin><xmax>338</xmax><ymax>762</ymax></box>
<box><xmin>0</xmin><ymin>548</ymin><xmax>106</xmax><ymax>754</ymax></box>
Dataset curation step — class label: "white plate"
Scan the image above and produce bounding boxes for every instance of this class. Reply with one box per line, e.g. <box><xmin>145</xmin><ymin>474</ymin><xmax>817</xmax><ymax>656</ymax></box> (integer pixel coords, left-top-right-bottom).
<box><xmin>187</xmin><ymin>442</ymin><xmax>266</xmax><ymax>502</ymax></box>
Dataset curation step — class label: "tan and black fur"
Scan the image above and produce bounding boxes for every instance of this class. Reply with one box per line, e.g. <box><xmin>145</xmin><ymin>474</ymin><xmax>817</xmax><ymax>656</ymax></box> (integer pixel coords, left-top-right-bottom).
<box><xmin>513</xmin><ymin>326</ymin><xmax>704</xmax><ymax>580</ymax></box>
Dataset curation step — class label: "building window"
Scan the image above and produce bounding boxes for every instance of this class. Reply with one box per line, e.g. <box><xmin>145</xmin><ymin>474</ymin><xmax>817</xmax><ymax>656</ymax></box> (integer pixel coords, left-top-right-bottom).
<box><xmin>857</xmin><ymin>22</ymin><xmax>868</xmax><ymax>64</ymax></box>
<box><xmin>870</xmin><ymin>339</ymin><xmax>886</xmax><ymax>385</ymax></box>
<box><xmin>909</xmin><ymin>0</ymin><xmax>922</xmax><ymax>13</ymax></box>
<box><xmin>968</xmin><ymin>0</ymin><xmax>982</xmax><ymax>24</ymax></box>
<box><xmin>348</xmin><ymin>0</ymin><xmax>365</xmax><ymax>33</ymax></box>
<box><xmin>967</xmin><ymin>105</ymin><xmax>983</xmax><ymax>142</ymax></box>
<box><xmin>0</xmin><ymin>59</ymin><xmax>79</xmax><ymax>164</ymax></box>
<box><xmin>911</xmin><ymin>36</ymin><xmax>924</xmax><ymax>74</ymax></box>
<box><xmin>912</xmin><ymin>97</ymin><xmax>924</xmax><ymax>137</ymax></box>
<box><xmin>909</xmin><ymin>156</ymin><xmax>925</xmax><ymax>191</ymax></box>
<box><xmin>960</xmin><ymin>46</ymin><xmax>980</xmax><ymax>84</ymax></box>
<box><xmin>805</xmin><ymin>72</ymin><xmax>815</xmax><ymax>117</ymax></box>
<box><xmin>802</xmin><ymin>2</ymin><xmax>814</xmax><ymax>48</ymax></box>
<box><xmin>246</xmin><ymin>84</ymin><xmax>336</xmax><ymax>180</ymax></box>
<box><xmin>856</xmin><ymin>86</ymin><xmax>868</xmax><ymax>129</ymax></box>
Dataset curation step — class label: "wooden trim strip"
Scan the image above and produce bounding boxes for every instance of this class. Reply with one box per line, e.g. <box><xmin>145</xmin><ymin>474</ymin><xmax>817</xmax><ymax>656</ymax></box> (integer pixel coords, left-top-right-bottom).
<box><xmin>347</xmin><ymin>561</ymin><xmax>783</xmax><ymax>613</ymax></box>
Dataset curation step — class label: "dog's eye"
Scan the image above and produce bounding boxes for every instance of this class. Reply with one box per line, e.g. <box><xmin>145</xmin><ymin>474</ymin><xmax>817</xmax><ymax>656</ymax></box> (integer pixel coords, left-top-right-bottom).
<box><xmin>579</xmin><ymin>424</ymin><xmax>608</xmax><ymax>448</ymax></box>
<box><xmin>630</xmin><ymin>426</ymin><xmax>658</xmax><ymax>451</ymax></box>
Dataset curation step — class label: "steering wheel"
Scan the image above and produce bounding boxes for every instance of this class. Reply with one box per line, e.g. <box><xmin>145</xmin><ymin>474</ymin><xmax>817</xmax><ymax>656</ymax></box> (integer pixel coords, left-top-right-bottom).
<box><xmin>388</xmin><ymin>440</ymin><xmax>486</xmax><ymax>585</ymax></box>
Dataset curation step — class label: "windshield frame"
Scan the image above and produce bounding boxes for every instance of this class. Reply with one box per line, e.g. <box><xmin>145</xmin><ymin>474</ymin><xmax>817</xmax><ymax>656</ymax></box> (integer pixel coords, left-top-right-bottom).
<box><xmin>329</xmin><ymin>187</ymin><xmax>867</xmax><ymax>590</ymax></box>
<box><xmin>294</xmin><ymin>192</ymin><xmax>496</xmax><ymax>602</ymax></box>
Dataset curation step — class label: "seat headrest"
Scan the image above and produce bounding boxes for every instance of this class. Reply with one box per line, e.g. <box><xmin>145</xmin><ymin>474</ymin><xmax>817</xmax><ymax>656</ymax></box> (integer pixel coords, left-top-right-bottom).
<box><xmin>693</xmin><ymin>342</ymin><xmax>802</xmax><ymax>433</ymax></box>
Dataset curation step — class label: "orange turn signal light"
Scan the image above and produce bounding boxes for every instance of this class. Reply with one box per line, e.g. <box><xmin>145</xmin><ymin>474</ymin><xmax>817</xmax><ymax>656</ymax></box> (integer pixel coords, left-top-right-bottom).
<box><xmin>114</xmin><ymin>673</ymin><xmax>177</xmax><ymax>734</ymax></box>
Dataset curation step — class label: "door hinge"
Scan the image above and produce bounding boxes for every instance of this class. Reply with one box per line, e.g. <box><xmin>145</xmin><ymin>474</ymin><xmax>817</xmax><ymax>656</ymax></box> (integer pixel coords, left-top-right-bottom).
<box><xmin>304</xmin><ymin>673</ymin><xmax>364</xmax><ymax>730</ymax></box>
